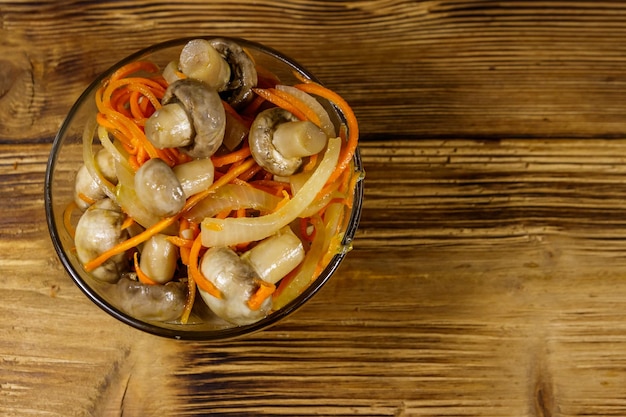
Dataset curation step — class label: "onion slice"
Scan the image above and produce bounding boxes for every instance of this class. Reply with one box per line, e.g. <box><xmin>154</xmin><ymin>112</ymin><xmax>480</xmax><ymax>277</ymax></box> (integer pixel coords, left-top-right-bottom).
<box><xmin>186</xmin><ymin>183</ymin><xmax>281</xmax><ymax>223</ymax></box>
<box><xmin>201</xmin><ymin>136</ymin><xmax>341</xmax><ymax>247</ymax></box>
<box><xmin>82</xmin><ymin>117</ymin><xmax>116</xmax><ymax>200</ymax></box>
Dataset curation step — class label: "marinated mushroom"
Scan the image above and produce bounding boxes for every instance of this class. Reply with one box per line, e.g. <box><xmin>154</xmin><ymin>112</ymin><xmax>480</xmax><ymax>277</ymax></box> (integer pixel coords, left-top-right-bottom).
<box><xmin>162</xmin><ymin>60</ymin><xmax>185</xmax><ymax>85</ymax></box>
<box><xmin>178</xmin><ymin>38</ymin><xmax>231</xmax><ymax>91</ymax></box>
<box><xmin>249</xmin><ymin>107</ymin><xmax>327</xmax><ymax>176</ymax></box>
<box><xmin>139</xmin><ymin>234</ymin><xmax>179</xmax><ymax>284</ymax></box>
<box><xmin>73</xmin><ymin>148</ymin><xmax>117</xmax><ymax>211</ymax></box>
<box><xmin>272</xmin><ymin>119</ymin><xmax>328</xmax><ymax>159</ymax></box>
<box><xmin>197</xmin><ymin>247</ymin><xmax>272</xmax><ymax>325</ymax></box>
<box><xmin>148</xmin><ymin>78</ymin><xmax>226</xmax><ymax>158</ymax></box>
<box><xmin>109</xmin><ymin>275</ymin><xmax>187</xmax><ymax>322</ymax></box>
<box><xmin>143</xmin><ymin>103</ymin><xmax>194</xmax><ymax>149</ymax></box>
<box><xmin>134</xmin><ymin>158</ymin><xmax>185</xmax><ymax>217</ymax></box>
<box><xmin>74</xmin><ymin>198</ymin><xmax>129</xmax><ymax>283</ymax></box>
<box><xmin>241</xmin><ymin>227</ymin><xmax>305</xmax><ymax>284</ymax></box>
<box><xmin>172</xmin><ymin>157</ymin><xmax>215</xmax><ymax>198</ymax></box>
<box><xmin>208</xmin><ymin>38</ymin><xmax>258</xmax><ymax>109</ymax></box>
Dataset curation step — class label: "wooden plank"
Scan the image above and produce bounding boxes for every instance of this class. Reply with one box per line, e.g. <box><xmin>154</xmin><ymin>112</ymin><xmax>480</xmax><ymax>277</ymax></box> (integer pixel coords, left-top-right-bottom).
<box><xmin>1</xmin><ymin>138</ymin><xmax>626</xmax><ymax>414</ymax></box>
<box><xmin>3</xmin><ymin>1</ymin><xmax>626</xmax><ymax>141</ymax></box>
<box><xmin>4</xmin><ymin>0</ymin><xmax>626</xmax><ymax>415</ymax></box>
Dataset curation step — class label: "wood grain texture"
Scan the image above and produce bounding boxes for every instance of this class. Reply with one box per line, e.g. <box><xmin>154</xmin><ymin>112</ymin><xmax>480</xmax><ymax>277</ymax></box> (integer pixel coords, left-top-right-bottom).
<box><xmin>4</xmin><ymin>1</ymin><xmax>626</xmax><ymax>141</ymax></box>
<box><xmin>3</xmin><ymin>0</ymin><xmax>626</xmax><ymax>416</ymax></box>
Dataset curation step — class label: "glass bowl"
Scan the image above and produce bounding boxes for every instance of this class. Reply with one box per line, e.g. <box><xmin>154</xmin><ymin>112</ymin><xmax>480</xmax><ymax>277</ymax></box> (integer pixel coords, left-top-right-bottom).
<box><xmin>44</xmin><ymin>36</ymin><xmax>363</xmax><ymax>340</ymax></box>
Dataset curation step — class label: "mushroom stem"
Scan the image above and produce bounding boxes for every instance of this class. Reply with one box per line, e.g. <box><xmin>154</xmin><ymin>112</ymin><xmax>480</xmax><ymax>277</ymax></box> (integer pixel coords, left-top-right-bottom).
<box><xmin>272</xmin><ymin>120</ymin><xmax>327</xmax><ymax>159</ymax></box>
<box><xmin>241</xmin><ymin>227</ymin><xmax>305</xmax><ymax>284</ymax></box>
<box><xmin>144</xmin><ymin>102</ymin><xmax>194</xmax><ymax>149</ymax></box>
<box><xmin>172</xmin><ymin>157</ymin><xmax>215</xmax><ymax>198</ymax></box>
<box><xmin>179</xmin><ymin>39</ymin><xmax>231</xmax><ymax>91</ymax></box>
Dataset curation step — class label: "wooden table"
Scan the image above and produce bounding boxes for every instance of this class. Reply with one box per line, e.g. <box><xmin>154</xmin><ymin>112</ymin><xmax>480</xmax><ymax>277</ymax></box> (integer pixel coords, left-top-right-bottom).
<box><xmin>3</xmin><ymin>1</ymin><xmax>626</xmax><ymax>415</ymax></box>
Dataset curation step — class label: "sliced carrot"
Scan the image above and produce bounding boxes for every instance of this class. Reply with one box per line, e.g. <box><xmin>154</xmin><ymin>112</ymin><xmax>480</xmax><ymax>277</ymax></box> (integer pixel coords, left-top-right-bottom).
<box><xmin>252</xmin><ymin>88</ymin><xmax>308</xmax><ymax>121</ymax></box>
<box><xmin>211</xmin><ymin>144</ymin><xmax>251</xmax><ymax>168</ymax></box>
<box><xmin>110</xmin><ymin>61</ymin><xmax>159</xmax><ymax>82</ymax></box>
<box><xmin>236</xmin><ymin>163</ymin><xmax>263</xmax><ymax>182</ymax></box>
<box><xmin>268</xmin><ymin>88</ymin><xmax>322</xmax><ymax>127</ymax></box>
<box><xmin>247</xmin><ymin>278</ymin><xmax>276</xmax><ymax>311</ymax></box>
<box><xmin>189</xmin><ymin>233</ymin><xmax>222</xmax><ymax>298</ymax></box>
<box><xmin>121</xmin><ymin>215</ymin><xmax>135</xmax><ymax>231</ymax></box>
<box><xmin>180</xmin><ymin>267</ymin><xmax>196</xmax><ymax>325</ymax></box>
<box><xmin>63</xmin><ymin>201</ymin><xmax>78</xmax><ymax>239</ymax></box>
<box><xmin>302</xmin><ymin>153</ymin><xmax>318</xmax><ymax>172</ymax></box>
<box><xmin>77</xmin><ymin>192</ymin><xmax>96</xmax><ymax>206</ymax></box>
<box><xmin>271</xmin><ymin>190</ymin><xmax>291</xmax><ymax>213</ymax></box>
<box><xmin>166</xmin><ymin>235</ymin><xmax>194</xmax><ymax>249</ymax></box>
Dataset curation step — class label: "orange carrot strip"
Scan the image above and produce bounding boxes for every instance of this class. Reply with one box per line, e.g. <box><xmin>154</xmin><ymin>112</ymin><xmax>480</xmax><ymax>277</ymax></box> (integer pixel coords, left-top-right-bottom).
<box><xmin>247</xmin><ymin>279</ymin><xmax>276</xmax><ymax>310</ymax></box>
<box><xmin>249</xmin><ymin>179</ymin><xmax>290</xmax><ymax>197</ymax></box>
<box><xmin>63</xmin><ymin>201</ymin><xmax>78</xmax><ymax>239</ymax></box>
<box><xmin>343</xmin><ymin>170</ymin><xmax>361</xmax><ymax>210</ymax></box>
<box><xmin>269</xmin><ymin>88</ymin><xmax>322</xmax><ymax>127</ymax></box>
<box><xmin>121</xmin><ymin>216</ymin><xmax>135</xmax><ymax>230</ymax></box>
<box><xmin>189</xmin><ymin>233</ymin><xmax>222</xmax><ymax>298</ymax></box>
<box><xmin>128</xmin><ymin>155</ymin><xmax>140</xmax><ymax>171</ymax></box>
<box><xmin>164</xmin><ymin>146</ymin><xmax>191</xmax><ymax>166</ymax></box>
<box><xmin>302</xmin><ymin>153</ymin><xmax>318</xmax><ymax>172</ymax></box>
<box><xmin>77</xmin><ymin>192</ymin><xmax>96</xmax><ymax>206</ymax></box>
<box><xmin>166</xmin><ymin>235</ymin><xmax>194</xmax><ymax>249</ymax></box>
<box><xmin>188</xmin><ymin>221</ymin><xmax>200</xmax><ymax>237</ymax></box>
<box><xmin>211</xmin><ymin>144</ymin><xmax>251</xmax><ymax>168</ymax></box>
<box><xmin>110</xmin><ymin>88</ymin><xmax>132</xmax><ymax>117</ymax></box>
<box><xmin>139</xmin><ymin>94</ymin><xmax>152</xmax><ymax>114</ymax></box>
<box><xmin>214</xmin><ymin>208</ymin><xmax>232</xmax><ymax>220</ymax></box>
<box><xmin>98</xmin><ymin>109</ymin><xmax>159</xmax><ymax>159</ymax></box>
<box><xmin>136</xmin><ymin>145</ymin><xmax>148</xmax><ymax>166</ymax></box>
<box><xmin>236</xmin><ymin>163</ymin><xmax>263</xmax><ymax>182</ymax></box>
<box><xmin>272</xmin><ymin>190</ymin><xmax>291</xmax><ymax>213</ymax></box>
<box><xmin>129</xmin><ymin>90</ymin><xmax>145</xmax><ymax>120</ymax></box>
<box><xmin>180</xmin><ymin>267</ymin><xmax>196</xmax><ymax>324</ymax></box>
<box><xmin>252</xmin><ymin>88</ymin><xmax>308</xmax><ymax>121</ymax></box>
<box><xmin>299</xmin><ymin>217</ymin><xmax>315</xmax><ymax>242</ymax></box>
<box><xmin>110</xmin><ymin>61</ymin><xmax>159</xmax><ymax>82</ymax></box>
<box><xmin>178</xmin><ymin>218</ymin><xmax>190</xmax><ymax>234</ymax></box>
<box><xmin>102</xmin><ymin>79</ymin><xmax>164</xmax><ymax>113</ymax></box>
<box><xmin>180</xmin><ymin>247</ymin><xmax>191</xmax><ymax>267</ymax></box>
<box><xmin>176</xmin><ymin>219</ymin><xmax>194</xmax><ymax>265</ymax></box>
<box><xmin>96</xmin><ymin>114</ymin><xmax>137</xmax><ymax>154</ymax></box>
<box><xmin>96</xmin><ymin>112</ymin><xmax>118</xmax><ymax>132</ymax></box>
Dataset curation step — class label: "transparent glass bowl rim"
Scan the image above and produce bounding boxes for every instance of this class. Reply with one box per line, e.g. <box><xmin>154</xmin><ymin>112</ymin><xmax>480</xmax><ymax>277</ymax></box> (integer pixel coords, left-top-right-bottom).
<box><xmin>44</xmin><ymin>36</ymin><xmax>364</xmax><ymax>341</ymax></box>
